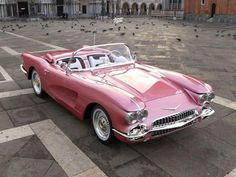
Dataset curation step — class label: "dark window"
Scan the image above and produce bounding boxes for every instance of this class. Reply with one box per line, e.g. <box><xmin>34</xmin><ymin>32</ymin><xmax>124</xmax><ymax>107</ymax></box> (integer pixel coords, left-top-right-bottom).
<box><xmin>82</xmin><ymin>5</ymin><xmax>87</xmax><ymax>14</ymax></box>
<box><xmin>57</xmin><ymin>0</ymin><xmax>64</xmax><ymax>5</ymax></box>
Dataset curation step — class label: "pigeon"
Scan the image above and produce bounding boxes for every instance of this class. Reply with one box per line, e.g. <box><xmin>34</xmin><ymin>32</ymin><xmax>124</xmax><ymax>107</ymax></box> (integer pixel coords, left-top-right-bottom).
<box><xmin>227</xmin><ymin>34</ymin><xmax>231</xmax><ymax>37</ymax></box>
<box><xmin>196</xmin><ymin>35</ymin><xmax>199</xmax><ymax>38</ymax></box>
<box><xmin>216</xmin><ymin>34</ymin><xmax>219</xmax><ymax>37</ymax></box>
<box><xmin>118</xmin><ymin>27</ymin><xmax>121</xmax><ymax>31</ymax></box>
<box><xmin>102</xmin><ymin>29</ymin><xmax>107</xmax><ymax>32</ymax></box>
<box><xmin>194</xmin><ymin>29</ymin><xmax>197</xmax><ymax>32</ymax></box>
<box><xmin>132</xmin><ymin>32</ymin><xmax>135</xmax><ymax>36</ymax></box>
<box><xmin>176</xmin><ymin>38</ymin><xmax>181</xmax><ymax>42</ymax></box>
<box><xmin>120</xmin><ymin>32</ymin><xmax>125</xmax><ymax>36</ymax></box>
<box><xmin>124</xmin><ymin>26</ymin><xmax>126</xmax><ymax>29</ymax></box>
<box><xmin>57</xmin><ymin>30</ymin><xmax>61</xmax><ymax>33</ymax></box>
<box><xmin>135</xmin><ymin>27</ymin><xmax>139</xmax><ymax>29</ymax></box>
<box><xmin>109</xmin><ymin>28</ymin><xmax>113</xmax><ymax>30</ymax></box>
<box><xmin>46</xmin><ymin>33</ymin><xmax>49</xmax><ymax>36</ymax></box>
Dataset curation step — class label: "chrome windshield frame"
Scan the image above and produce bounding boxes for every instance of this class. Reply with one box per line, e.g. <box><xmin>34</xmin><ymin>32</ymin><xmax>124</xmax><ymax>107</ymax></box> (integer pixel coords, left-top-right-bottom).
<box><xmin>66</xmin><ymin>43</ymin><xmax>134</xmax><ymax>73</ymax></box>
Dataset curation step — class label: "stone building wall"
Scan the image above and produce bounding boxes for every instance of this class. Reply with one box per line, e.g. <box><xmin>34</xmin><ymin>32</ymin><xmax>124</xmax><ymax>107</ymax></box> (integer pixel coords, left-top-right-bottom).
<box><xmin>184</xmin><ymin>0</ymin><xmax>236</xmax><ymax>23</ymax></box>
<box><xmin>0</xmin><ymin>0</ymin><xmax>184</xmax><ymax>19</ymax></box>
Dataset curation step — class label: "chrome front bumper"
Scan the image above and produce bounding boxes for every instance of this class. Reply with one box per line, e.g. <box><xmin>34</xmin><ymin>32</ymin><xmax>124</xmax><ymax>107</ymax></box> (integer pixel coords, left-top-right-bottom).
<box><xmin>113</xmin><ymin>108</ymin><xmax>215</xmax><ymax>142</ymax></box>
<box><xmin>20</xmin><ymin>64</ymin><xmax>27</xmax><ymax>74</ymax></box>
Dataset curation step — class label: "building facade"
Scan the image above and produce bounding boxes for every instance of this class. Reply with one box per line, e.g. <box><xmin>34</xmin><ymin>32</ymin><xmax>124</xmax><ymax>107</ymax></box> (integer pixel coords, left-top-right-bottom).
<box><xmin>0</xmin><ymin>0</ymin><xmax>184</xmax><ymax>19</ymax></box>
<box><xmin>185</xmin><ymin>0</ymin><xmax>236</xmax><ymax>23</ymax></box>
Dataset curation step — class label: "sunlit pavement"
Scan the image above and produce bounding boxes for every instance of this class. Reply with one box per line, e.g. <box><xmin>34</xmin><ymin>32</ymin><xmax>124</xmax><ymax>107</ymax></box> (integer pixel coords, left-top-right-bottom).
<box><xmin>0</xmin><ymin>18</ymin><xmax>235</xmax><ymax>177</ymax></box>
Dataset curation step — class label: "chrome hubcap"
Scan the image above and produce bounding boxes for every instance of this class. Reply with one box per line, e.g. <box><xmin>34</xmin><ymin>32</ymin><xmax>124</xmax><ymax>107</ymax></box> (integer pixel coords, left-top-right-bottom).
<box><xmin>32</xmin><ymin>71</ymin><xmax>41</xmax><ymax>94</ymax></box>
<box><xmin>93</xmin><ymin>108</ymin><xmax>110</xmax><ymax>141</ymax></box>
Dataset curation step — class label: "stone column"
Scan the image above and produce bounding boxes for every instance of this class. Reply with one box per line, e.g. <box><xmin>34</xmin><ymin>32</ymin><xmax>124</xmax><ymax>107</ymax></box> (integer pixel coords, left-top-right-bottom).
<box><xmin>114</xmin><ymin>2</ymin><xmax>116</xmax><ymax>15</ymax></box>
<box><xmin>181</xmin><ymin>0</ymin><xmax>184</xmax><ymax>10</ymax></box>
<box><xmin>28</xmin><ymin>2</ymin><xmax>31</xmax><ymax>16</ymax></box>
<box><xmin>146</xmin><ymin>8</ymin><xmax>149</xmax><ymax>15</ymax></box>
<box><xmin>138</xmin><ymin>3</ymin><xmax>141</xmax><ymax>15</ymax></box>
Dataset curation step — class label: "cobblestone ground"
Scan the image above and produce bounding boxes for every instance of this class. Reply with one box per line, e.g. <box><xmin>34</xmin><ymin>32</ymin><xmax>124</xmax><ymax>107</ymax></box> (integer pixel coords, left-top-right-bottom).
<box><xmin>0</xmin><ymin>18</ymin><xmax>235</xmax><ymax>177</ymax></box>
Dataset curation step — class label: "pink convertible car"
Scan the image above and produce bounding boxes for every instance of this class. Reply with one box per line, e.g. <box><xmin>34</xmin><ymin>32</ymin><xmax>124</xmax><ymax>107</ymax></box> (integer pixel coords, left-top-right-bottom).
<box><xmin>20</xmin><ymin>43</ymin><xmax>215</xmax><ymax>143</ymax></box>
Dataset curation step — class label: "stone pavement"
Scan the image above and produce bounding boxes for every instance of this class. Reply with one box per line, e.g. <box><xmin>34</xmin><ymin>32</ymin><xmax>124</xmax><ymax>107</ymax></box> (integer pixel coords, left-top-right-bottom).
<box><xmin>0</xmin><ymin>18</ymin><xmax>235</xmax><ymax>177</ymax></box>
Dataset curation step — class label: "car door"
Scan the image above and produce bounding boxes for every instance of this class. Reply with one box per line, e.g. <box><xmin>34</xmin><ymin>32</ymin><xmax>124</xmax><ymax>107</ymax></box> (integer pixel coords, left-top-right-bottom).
<box><xmin>44</xmin><ymin>59</ymin><xmax>68</xmax><ymax>104</ymax></box>
<box><xmin>46</xmin><ymin>57</ymin><xmax>86</xmax><ymax>113</ymax></box>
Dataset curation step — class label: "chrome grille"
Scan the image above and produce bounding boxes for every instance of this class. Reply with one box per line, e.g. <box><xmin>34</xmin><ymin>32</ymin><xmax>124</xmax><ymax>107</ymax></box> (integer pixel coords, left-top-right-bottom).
<box><xmin>151</xmin><ymin>121</ymin><xmax>194</xmax><ymax>136</ymax></box>
<box><xmin>153</xmin><ymin>109</ymin><xmax>195</xmax><ymax>127</ymax></box>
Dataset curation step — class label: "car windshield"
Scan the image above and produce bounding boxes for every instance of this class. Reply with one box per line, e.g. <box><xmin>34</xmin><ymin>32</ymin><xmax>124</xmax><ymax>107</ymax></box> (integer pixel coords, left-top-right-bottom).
<box><xmin>72</xmin><ymin>43</ymin><xmax>134</xmax><ymax>70</ymax></box>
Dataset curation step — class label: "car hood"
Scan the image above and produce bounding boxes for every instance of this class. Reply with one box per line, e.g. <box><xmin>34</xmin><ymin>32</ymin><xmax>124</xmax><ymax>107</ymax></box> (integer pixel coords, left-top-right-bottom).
<box><xmin>90</xmin><ymin>67</ymin><xmax>184</xmax><ymax>102</ymax></box>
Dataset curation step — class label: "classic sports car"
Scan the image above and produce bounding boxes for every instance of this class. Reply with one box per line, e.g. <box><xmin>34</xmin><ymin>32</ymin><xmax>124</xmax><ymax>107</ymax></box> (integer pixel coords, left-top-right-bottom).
<box><xmin>20</xmin><ymin>43</ymin><xmax>215</xmax><ymax>144</ymax></box>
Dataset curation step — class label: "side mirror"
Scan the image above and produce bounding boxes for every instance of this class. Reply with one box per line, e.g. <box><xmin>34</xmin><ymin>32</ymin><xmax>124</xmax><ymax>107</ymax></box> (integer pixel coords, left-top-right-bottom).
<box><xmin>45</xmin><ymin>54</ymin><xmax>54</xmax><ymax>63</ymax></box>
<box><xmin>46</xmin><ymin>58</ymin><xmax>53</xmax><ymax>63</ymax></box>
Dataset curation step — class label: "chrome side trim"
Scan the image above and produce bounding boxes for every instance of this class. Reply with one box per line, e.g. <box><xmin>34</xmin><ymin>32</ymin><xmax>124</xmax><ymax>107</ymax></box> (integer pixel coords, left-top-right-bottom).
<box><xmin>20</xmin><ymin>64</ymin><xmax>27</xmax><ymax>74</ymax></box>
<box><xmin>113</xmin><ymin>108</ymin><xmax>215</xmax><ymax>141</ymax></box>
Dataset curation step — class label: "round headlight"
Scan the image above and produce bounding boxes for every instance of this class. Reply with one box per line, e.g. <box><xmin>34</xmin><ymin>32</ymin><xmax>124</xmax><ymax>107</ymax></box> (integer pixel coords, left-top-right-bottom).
<box><xmin>199</xmin><ymin>94</ymin><xmax>208</xmax><ymax>105</ymax></box>
<box><xmin>127</xmin><ymin>110</ymin><xmax>148</xmax><ymax>124</ymax></box>
<box><xmin>207</xmin><ymin>92</ymin><xmax>215</xmax><ymax>102</ymax></box>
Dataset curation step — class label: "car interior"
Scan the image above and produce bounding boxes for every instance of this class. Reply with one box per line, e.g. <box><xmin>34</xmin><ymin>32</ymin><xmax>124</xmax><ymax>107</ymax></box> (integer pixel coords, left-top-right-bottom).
<box><xmin>57</xmin><ymin>57</ymin><xmax>84</xmax><ymax>70</ymax></box>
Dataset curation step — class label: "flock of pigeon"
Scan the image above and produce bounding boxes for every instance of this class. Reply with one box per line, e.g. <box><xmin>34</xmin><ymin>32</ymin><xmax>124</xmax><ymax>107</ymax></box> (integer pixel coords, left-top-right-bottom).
<box><xmin>1</xmin><ymin>19</ymin><xmax>236</xmax><ymax>42</ymax></box>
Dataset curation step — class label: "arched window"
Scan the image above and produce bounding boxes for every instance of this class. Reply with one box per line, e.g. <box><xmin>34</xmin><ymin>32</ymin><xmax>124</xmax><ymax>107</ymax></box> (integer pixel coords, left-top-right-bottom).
<box><xmin>201</xmin><ymin>0</ymin><xmax>205</xmax><ymax>5</ymax></box>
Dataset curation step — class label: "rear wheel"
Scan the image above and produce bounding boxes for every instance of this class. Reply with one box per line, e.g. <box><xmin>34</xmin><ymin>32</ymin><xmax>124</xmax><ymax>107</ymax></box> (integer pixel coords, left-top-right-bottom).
<box><xmin>92</xmin><ymin>105</ymin><xmax>114</xmax><ymax>144</ymax></box>
<box><xmin>31</xmin><ymin>69</ymin><xmax>45</xmax><ymax>97</ymax></box>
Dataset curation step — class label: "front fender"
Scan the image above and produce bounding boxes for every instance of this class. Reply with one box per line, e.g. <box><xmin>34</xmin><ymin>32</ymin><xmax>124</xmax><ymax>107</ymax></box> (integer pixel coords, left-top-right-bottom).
<box><xmin>159</xmin><ymin>69</ymin><xmax>213</xmax><ymax>94</ymax></box>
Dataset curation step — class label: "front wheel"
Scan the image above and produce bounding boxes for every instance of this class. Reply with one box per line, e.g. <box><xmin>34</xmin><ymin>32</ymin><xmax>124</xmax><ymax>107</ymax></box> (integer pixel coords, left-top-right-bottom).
<box><xmin>31</xmin><ymin>69</ymin><xmax>45</xmax><ymax>97</ymax></box>
<box><xmin>92</xmin><ymin>106</ymin><xmax>114</xmax><ymax>144</ymax></box>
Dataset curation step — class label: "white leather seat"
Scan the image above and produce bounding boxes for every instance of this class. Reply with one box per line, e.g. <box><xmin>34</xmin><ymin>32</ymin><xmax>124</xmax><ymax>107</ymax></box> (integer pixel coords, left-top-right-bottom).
<box><xmin>89</xmin><ymin>55</ymin><xmax>109</xmax><ymax>67</ymax></box>
<box><xmin>69</xmin><ymin>58</ymin><xmax>82</xmax><ymax>69</ymax></box>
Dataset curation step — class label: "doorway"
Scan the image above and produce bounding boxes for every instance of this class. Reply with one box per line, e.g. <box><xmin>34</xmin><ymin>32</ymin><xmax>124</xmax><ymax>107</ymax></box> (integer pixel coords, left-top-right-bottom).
<box><xmin>211</xmin><ymin>3</ymin><xmax>216</xmax><ymax>17</ymax></box>
<box><xmin>18</xmin><ymin>2</ymin><xmax>29</xmax><ymax>17</ymax></box>
<box><xmin>57</xmin><ymin>0</ymin><xmax>64</xmax><ymax>16</ymax></box>
<box><xmin>82</xmin><ymin>5</ymin><xmax>87</xmax><ymax>14</ymax></box>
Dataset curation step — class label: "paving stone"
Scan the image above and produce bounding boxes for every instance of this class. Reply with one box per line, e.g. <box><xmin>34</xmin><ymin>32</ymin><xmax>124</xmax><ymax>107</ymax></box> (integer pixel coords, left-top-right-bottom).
<box><xmin>74</xmin><ymin>136</ymin><xmax>140</xmax><ymax>172</ymax></box>
<box><xmin>15</xmin><ymin>135</ymin><xmax>53</xmax><ymax>160</ymax></box>
<box><xmin>194</xmin><ymin>103</ymin><xmax>235</xmax><ymax>128</ymax></box>
<box><xmin>0</xmin><ymin>73</ymin><xmax>4</xmax><ymax>81</ymax></box>
<box><xmin>145</xmin><ymin>138</ymin><xmax>225</xmax><ymax>177</ymax></box>
<box><xmin>0</xmin><ymin>136</ymin><xmax>32</xmax><ymax>156</ymax></box>
<box><xmin>15</xmin><ymin>80</ymin><xmax>32</xmax><ymax>89</ymax></box>
<box><xmin>28</xmin><ymin>93</ymin><xmax>52</xmax><ymax>104</ymax></box>
<box><xmin>0</xmin><ymin>81</ymin><xmax>21</xmax><ymax>92</ymax></box>
<box><xmin>7</xmin><ymin>106</ymin><xmax>46</xmax><ymax>126</ymax></box>
<box><xmin>169</xmin><ymin>129</ymin><xmax>236</xmax><ymax>173</ymax></box>
<box><xmin>203</xmin><ymin>111</ymin><xmax>236</xmax><ymax>147</ymax></box>
<box><xmin>50</xmin><ymin>114</ymin><xmax>93</xmax><ymax>141</ymax></box>
<box><xmin>0</xmin><ymin>155</ymin><xmax>12</xmax><ymax>176</ymax></box>
<box><xmin>0</xmin><ymin>95</ymin><xmax>35</xmax><ymax>110</ymax></box>
<box><xmin>0</xmin><ymin>111</ymin><xmax>14</xmax><ymax>131</ymax></box>
<box><xmin>0</xmin><ymin>103</ymin><xmax>3</xmax><ymax>112</ymax></box>
<box><xmin>115</xmin><ymin>156</ymin><xmax>171</xmax><ymax>177</ymax></box>
<box><xmin>36</xmin><ymin>101</ymin><xmax>71</xmax><ymax>117</ymax></box>
<box><xmin>5</xmin><ymin>157</ymin><xmax>53</xmax><ymax>177</ymax></box>
<box><xmin>44</xmin><ymin>161</ymin><xmax>68</xmax><ymax>177</ymax></box>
